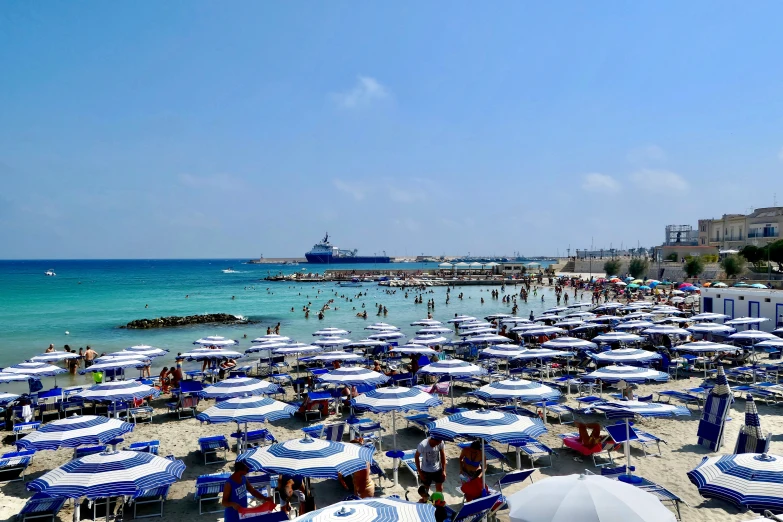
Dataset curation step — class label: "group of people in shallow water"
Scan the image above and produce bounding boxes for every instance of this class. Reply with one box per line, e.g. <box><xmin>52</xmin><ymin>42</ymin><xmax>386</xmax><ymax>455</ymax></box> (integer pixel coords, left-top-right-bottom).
<box><xmin>44</xmin><ymin>344</ymin><xmax>101</xmax><ymax>375</ymax></box>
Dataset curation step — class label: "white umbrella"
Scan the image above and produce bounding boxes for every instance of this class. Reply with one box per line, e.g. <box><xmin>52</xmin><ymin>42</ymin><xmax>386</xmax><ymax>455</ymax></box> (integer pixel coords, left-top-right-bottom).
<box><xmin>313</xmin><ymin>328</ymin><xmax>350</xmax><ymax>337</ymax></box>
<box><xmin>313</xmin><ymin>337</ymin><xmax>353</xmax><ymax>347</ymax></box>
<box><xmin>308</xmin><ymin>350</ymin><xmax>364</xmax><ymax>363</ymax></box>
<box><xmin>192</xmin><ymin>336</ymin><xmax>238</xmax><ymax>347</ymax></box>
<box><xmin>29</xmin><ymin>351</ymin><xmax>81</xmax><ymax>363</ymax></box>
<box><xmin>507</xmin><ymin>473</ymin><xmax>676</xmax><ymax>522</ymax></box>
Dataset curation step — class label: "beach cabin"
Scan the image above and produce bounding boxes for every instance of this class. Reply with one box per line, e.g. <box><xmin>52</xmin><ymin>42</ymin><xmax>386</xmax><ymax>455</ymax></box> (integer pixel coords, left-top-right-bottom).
<box><xmin>700</xmin><ymin>287</ymin><xmax>783</xmax><ymax>330</ymax></box>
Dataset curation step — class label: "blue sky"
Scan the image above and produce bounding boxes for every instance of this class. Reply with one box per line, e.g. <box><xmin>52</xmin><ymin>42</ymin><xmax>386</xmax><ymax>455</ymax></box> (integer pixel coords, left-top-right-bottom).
<box><xmin>2</xmin><ymin>2</ymin><xmax>783</xmax><ymax>259</ymax></box>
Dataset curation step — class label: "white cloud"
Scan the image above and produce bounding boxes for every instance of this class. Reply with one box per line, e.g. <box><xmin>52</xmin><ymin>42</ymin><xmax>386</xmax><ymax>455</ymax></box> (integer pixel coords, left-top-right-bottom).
<box><xmin>582</xmin><ymin>173</ymin><xmax>620</xmax><ymax>193</ymax></box>
<box><xmin>629</xmin><ymin>169</ymin><xmax>689</xmax><ymax>193</ymax></box>
<box><xmin>627</xmin><ymin>144</ymin><xmax>667</xmax><ymax>164</ymax></box>
<box><xmin>332</xmin><ymin>76</ymin><xmax>389</xmax><ymax>109</ymax></box>
<box><xmin>332</xmin><ymin>179</ymin><xmax>369</xmax><ymax>200</ymax></box>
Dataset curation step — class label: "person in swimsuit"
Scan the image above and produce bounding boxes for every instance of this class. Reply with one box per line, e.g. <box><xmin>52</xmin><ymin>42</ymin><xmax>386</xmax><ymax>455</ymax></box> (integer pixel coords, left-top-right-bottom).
<box><xmin>459</xmin><ymin>440</ymin><xmax>485</xmax><ymax>482</ymax></box>
<box><xmin>222</xmin><ymin>461</ymin><xmax>266</xmax><ymax>522</ymax></box>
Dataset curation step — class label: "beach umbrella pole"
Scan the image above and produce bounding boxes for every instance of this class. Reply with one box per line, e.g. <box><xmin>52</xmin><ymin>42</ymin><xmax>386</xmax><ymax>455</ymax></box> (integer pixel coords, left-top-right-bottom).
<box><xmin>392</xmin><ymin>411</ymin><xmax>399</xmax><ymax>487</ymax></box>
<box><xmin>624</xmin><ymin>419</ymin><xmax>631</xmax><ymax>475</ymax></box>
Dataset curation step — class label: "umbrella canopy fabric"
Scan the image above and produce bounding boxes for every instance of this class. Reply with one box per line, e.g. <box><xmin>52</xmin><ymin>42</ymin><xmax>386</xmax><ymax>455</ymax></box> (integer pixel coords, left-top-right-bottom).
<box><xmin>512</xmin><ymin>349</ymin><xmax>573</xmax><ymax>362</ymax></box>
<box><xmin>313</xmin><ymin>337</ymin><xmax>354</xmax><ymax>347</ymax></box>
<box><xmin>196</xmin><ymin>396</ymin><xmax>296</xmax><ymax>424</ymax></box>
<box><xmin>367</xmin><ymin>331</ymin><xmax>406</xmax><ymax>340</ymax></box>
<box><xmin>541</xmin><ymin>337</ymin><xmax>597</xmax><ymax>351</ymax></box>
<box><xmin>352</xmin><ymin>387</ymin><xmax>441</xmax><ymax>413</ymax></box>
<box><xmin>199</xmin><ymin>377</ymin><xmax>281</xmax><ymax>399</ymax></box>
<box><xmin>507</xmin><ymin>473</ymin><xmax>676</xmax><ymax>522</ymax></box>
<box><xmin>291</xmin><ymin>497</ymin><xmax>436</xmax><ymax>522</ymax></box>
<box><xmin>675</xmin><ymin>341</ymin><xmax>737</xmax><ymax>353</ymax></box>
<box><xmin>345</xmin><ymin>339</ymin><xmax>390</xmax><ymax>349</ymax></box>
<box><xmin>697</xmin><ymin>366</ymin><xmax>732</xmax><ymax>451</ymax></box>
<box><xmin>390</xmin><ymin>345</ymin><xmax>438</xmax><ymax>355</ymax></box>
<box><xmin>410</xmin><ymin>335</ymin><xmax>450</xmax><ymax>345</ymax></box>
<box><xmin>193</xmin><ymin>336</ymin><xmax>238</xmax><ymax>347</ymax></box>
<box><xmin>417</xmin><ymin>359</ymin><xmax>487</xmax><ymax>379</ymax></box>
<box><xmin>109</xmin><ymin>348</ymin><xmax>168</xmax><ymax>359</ymax></box>
<box><xmin>458</xmin><ymin>334</ymin><xmax>508</xmax><ymax>344</ymax></box>
<box><xmin>642</xmin><ymin>326</ymin><xmax>691</xmax><ymax>336</ymax></box>
<box><xmin>365</xmin><ymin>323</ymin><xmax>400</xmax><ymax>331</ymax></box>
<box><xmin>480</xmin><ymin>345</ymin><xmax>527</xmax><ymax>360</ymax></box>
<box><xmin>2</xmin><ymin>362</ymin><xmax>66</xmax><ymax>377</ymax></box>
<box><xmin>427</xmin><ymin>409</ymin><xmax>546</xmax><ymax>443</ymax></box>
<box><xmin>79</xmin><ymin>359</ymin><xmax>148</xmax><ymax>374</ymax></box>
<box><xmin>473</xmin><ymin>378</ymin><xmax>560</xmax><ymax>403</ymax></box>
<box><xmin>308</xmin><ymin>351</ymin><xmax>364</xmax><ymax>363</ymax></box>
<box><xmin>0</xmin><ymin>392</ymin><xmax>21</xmax><ymax>404</ymax></box>
<box><xmin>273</xmin><ymin>344</ymin><xmax>322</xmax><ymax>355</ymax></box>
<box><xmin>312</xmin><ymin>328</ymin><xmax>350</xmax><ymax>337</ymax></box>
<box><xmin>590</xmin><ymin>349</ymin><xmax>661</xmax><ymax>365</ymax></box>
<box><xmin>592</xmin><ymin>400</ymin><xmax>690</xmax><ymax>418</ymax></box>
<box><xmin>410</xmin><ymin>319</ymin><xmax>443</xmax><ymax>326</ymax></box>
<box><xmin>318</xmin><ymin>367</ymin><xmax>390</xmax><ymax>386</ymax></box>
<box><xmin>726</xmin><ymin>317</ymin><xmax>770</xmax><ymax>326</ymax></box>
<box><xmin>687</xmin><ymin>324</ymin><xmax>736</xmax><ymax>335</ymax></box>
<box><xmin>415</xmin><ymin>327</ymin><xmax>452</xmax><ymax>335</ymax></box>
<box><xmin>690</xmin><ymin>313</ymin><xmax>731</xmax><ymax>322</ymax></box>
<box><xmin>0</xmin><ymin>372</ymin><xmax>34</xmax><ymax>383</ymax></box>
<box><xmin>76</xmin><ymin>381</ymin><xmax>160</xmax><ymax>402</ymax></box>
<box><xmin>615</xmin><ymin>321</ymin><xmax>655</xmax><ymax>331</ymax></box>
<box><xmin>237</xmin><ymin>437</ymin><xmax>374</xmax><ymax>479</ymax></box>
<box><xmin>734</xmin><ymin>395</ymin><xmax>770</xmax><ymax>455</ymax></box>
<box><xmin>17</xmin><ymin>415</ymin><xmax>134</xmax><ymax>451</ymax></box>
<box><xmin>252</xmin><ymin>335</ymin><xmax>292</xmax><ymax>343</ymax></box>
<box><xmin>582</xmin><ymin>365</ymin><xmax>669</xmax><ymax>383</ymax></box>
<box><xmin>447</xmin><ymin>315</ymin><xmax>476</xmax><ymax>323</ymax></box>
<box><xmin>29</xmin><ymin>351</ymin><xmax>81</xmax><ymax>363</ymax></box>
<box><xmin>729</xmin><ymin>331</ymin><xmax>779</xmax><ymax>342</ymax></box>
<box><xmin>592</xmin><ymin>332</ymin><xmax>644</xmax><ymax>343</ymax></box>
<box><xmin>27</xmin><ymin>450</ymin><xmax>185</xmax><ymax>500</ymax></box>
<box><xmin>179</xmin><ymin>349</ymin><xmax>245</xmax><ymax>361</ymax></box>
<box><xmin>687</xmin><ymin>453</ymin><xmax>783</xmax><ymax>513</ymax></box>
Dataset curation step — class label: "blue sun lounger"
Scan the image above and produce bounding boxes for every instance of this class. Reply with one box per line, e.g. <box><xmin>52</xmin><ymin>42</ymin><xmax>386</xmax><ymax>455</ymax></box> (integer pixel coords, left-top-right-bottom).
<box><xmin>444</xmin><ymin>492</ymin><xmax>503</xmax><ymax>522</ymax></box>
<box><xmin>593</xmin><ymin>466</ymin><xmax>685</xmax><ymax>520</ymax></box>
<box><xmin>0</xmin><ymin>449</ymin><xmax>35</xmax><ymax>483</ymax></box>
<box><xmin>18</xmin><ymin>493</ymin><xmax>67</xmax><ymax>522</ymax></box>
<box><xmin>405</xmin><ymin>413</ymin><xmax>435</xmax><ymax>432</ymax></box>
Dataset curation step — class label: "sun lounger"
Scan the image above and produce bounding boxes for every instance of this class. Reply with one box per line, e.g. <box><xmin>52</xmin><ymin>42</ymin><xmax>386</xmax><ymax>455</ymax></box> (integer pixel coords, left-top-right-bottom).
<box><xmin>300</xmin><ymin>422</ymin><xmax>345</xmax><ymax>442</ymax></box>
<box><xmin>13</xmin><ymin>421</ymin><xmax>41</xmax><ymax>441</ymax></box>
<box><xmin>457</xmin><ymin>441</ymin><xmax>508</xmax><ymax>474</ymax></box>
<box><xmin>126</xmin><ymin>440</ymin><xmax>160</xmax><ymax>455</ymax></box>
<box><xmin>127</xmin><ymin>405</ymin><xmax>154</xmax><ymax>424</ymax></box>
<box><xmin>507</xmin><ymin>440</ymin><xmax>556</xmax><ymax>468</ymax></box>
<box><xmin>559</xmin><ymin>433</ymin><xmax>614</xmax><ymax>467</ymax></box>
<box><xmin>18</xmin><ymin>492</ymin><xmax>67</xmax><ymax>522</ymax></box>
<box><xmin>491</xmin><ymin>469</ymin><xmax>536</xmax><ymax>513</ymax></box>
<box><xmin>593</xmin><ymin>467</ymin><xmax>685</xmax><ymax>520</ymax></box>
<box><xmin>0</xmin><ymin>449</ymin><xmax>35</xmax><ymax>483</ymax></box>
<box><xmin>400</xmin><ymin>450</ymin><xmax>420</xmax><ymax>486</ymax></box>
<box><xmin>230</xmin><ymin>429</ymin><xmax>276</xmax><ymax>452</ymax></box>
<box><xmin>194</xmin><ymin>472</ymin><xmax>231</xmax><ymax>514</ymax></box>
<box><xmin>656</xmin><ymin>390</ymin><xmax>703</xmax><ymax>410</ymax></box>
<box><xmin>633</xmin><ymin>429</ymin><xmax>667</xmax><ymax>457</ymax></box>
<box><xmin>166</xmin><ymin>394</ymin><xmax>199</xmax><ymax>419</ymax></box>
<box><xmin>128</xmin><ymin>484</ymin><xmax>170</xmax><ymax>519</ymax></box>
<box><xmin>733</xmin><ymin>386</ymin><xmax>780</xmax><ymax>405</ymax></box>
<box><xmin>355</xmin><ymin>421</ymin><xmax>384</xmax><ymax>450</ymax></box>
<box><xmin>443</xmin><ymin>492</ymin><xmax>503</xmax><ymax>522</ymax></box>
<box><xmin>404</xmin><ymin>413</ymin><xmax>435</xmax><ymax>433</ymax></box>
<box><xmin>533</xmin><ymin>400</ymin><xmax>575</xmax><ymax>424</ymax></box>
<box><xmin>198</xmin><ymin>435</ymin><xmax>229</xmax><ymax>465</ymax></box>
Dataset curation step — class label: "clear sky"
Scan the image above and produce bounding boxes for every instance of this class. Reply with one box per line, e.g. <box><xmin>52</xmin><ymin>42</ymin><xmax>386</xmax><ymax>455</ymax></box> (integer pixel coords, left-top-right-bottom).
<box><xmin>2</xmin><ymin>2</ymin><xmax>782</xmax><ymax>259</ymax></box>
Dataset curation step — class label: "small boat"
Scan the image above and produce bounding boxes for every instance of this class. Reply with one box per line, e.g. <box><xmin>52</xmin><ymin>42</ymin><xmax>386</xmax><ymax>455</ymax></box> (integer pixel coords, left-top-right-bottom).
<box><xmin>338</xmin><ymin>277</ymin><xmax>363</xmax><ymax>287</ymax></box>
<box><xmin>44</xmin><ymin>269</ymin><xmax>56</xmax><ymax>276</ymax></box>
<box><xmin>222</xmin><ymin>267</ymin><xmax>239</xmax><ymax>274</ymax></box>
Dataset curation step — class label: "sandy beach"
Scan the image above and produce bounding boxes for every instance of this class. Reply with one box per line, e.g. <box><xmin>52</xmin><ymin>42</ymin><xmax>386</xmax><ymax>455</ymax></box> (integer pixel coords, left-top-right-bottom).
<box><xmin>1</xmin><ymin>363</ymin><xmax>777</xmax><ymax>522</ymax></box>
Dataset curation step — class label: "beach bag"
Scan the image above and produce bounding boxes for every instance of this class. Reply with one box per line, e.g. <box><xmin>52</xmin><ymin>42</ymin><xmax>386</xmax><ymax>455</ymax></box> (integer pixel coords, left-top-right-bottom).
<box><xmin>28</xmin><ymin>378</ymin><xmax>43</xmax><ymax>394</ymax></box>
<box><xmin>461</xmin><ymin>476</ymin><xmax>488</xmax><ymax>502</ymax></box>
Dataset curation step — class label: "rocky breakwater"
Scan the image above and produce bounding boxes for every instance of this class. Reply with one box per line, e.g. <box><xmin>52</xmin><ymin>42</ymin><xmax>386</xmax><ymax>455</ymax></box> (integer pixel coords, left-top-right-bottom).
<box><xmin>120</xmin><ymin>313</ymin><xmax>253</xmax><ymax>329</ymax></box>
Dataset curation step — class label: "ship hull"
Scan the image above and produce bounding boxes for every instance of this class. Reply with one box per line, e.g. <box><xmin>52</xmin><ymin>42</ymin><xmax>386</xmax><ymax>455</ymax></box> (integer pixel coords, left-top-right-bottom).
<box><xmin>305</xmin><ymin>253</ymin><xmax>391</xmax><ymax>264</ymax></box>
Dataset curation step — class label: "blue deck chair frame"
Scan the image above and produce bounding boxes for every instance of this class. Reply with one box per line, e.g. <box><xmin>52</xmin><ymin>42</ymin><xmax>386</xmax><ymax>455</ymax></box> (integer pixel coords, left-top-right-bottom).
<box><xmin>194</xmin><ymin>472</ymin><xmax>231</xmax><ymax>514</ymax></box>
<box><xmin>444</xmin><ymin>492</ymin><xmax>503</xmax><ymax>522</ymax></box>
<box><xmin>198</xmin><ymin>435</ymin><xmax>229</xmax><ymax>465</ymax></box>
<box><xmin>18</xmin><ymin>492</ymin><xmax>67</xmax><ymax>522</ymax></box>
<box><xmin>0</xmin><ymin>449</ymin><xmax>35</xmax><ymax>483</ymax></box>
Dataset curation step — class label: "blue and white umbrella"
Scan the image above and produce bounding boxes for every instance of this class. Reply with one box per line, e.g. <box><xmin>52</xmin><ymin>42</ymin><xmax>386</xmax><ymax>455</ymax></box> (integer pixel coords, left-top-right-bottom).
<box><xmin>199</xmin><ymin>377</ymin><xmax>281</xmax><ymax>399</ymax></box>
<box><xmin>76</xmin><ymin>381</ymin><xmax>160</xmax><ymax>402</ymax></box>
<box><xmin>0</xmin><ymin>392</ymin><xmax>20</xmax><ymax>404</ymax></box>
<box><xmin>541</xmin><ymin>337</ymin><xmax>597</xmax><ymax>351</ymax></box>
<box><xmin>592</xmin><ymin>400</ymin><xmax>690</xmax><ymax>418</ymax></box>
<box><xmin>318</xmin><ymin>367</ymin><xmax>389</xmax><ymax>386</ymax></box>
<box><xmin>410</xmin><ymin>319</ymin><xmax>442</xmax><ymax>326</ymax></box>
<box><xmin>571</xmin><ymin>323</ymin><xmax>606</xmax><ymax>334</ymax></box>
<box><xmin>390</xmin><ymin>345</ymin><xmax>438</xmax><ymax>356</ymax></box>
<box><xmin>473</xmin><ymin>378</ymin><xmax>560</xmax><ymax>403</ymax></box>
<box><xmin>94</xmin><ymin>354</ymin><xmax>151</xmax><ymax>364</ymax></box>
<box><xmin>365</xmin><ymin>323</ymin><xmax>399</xmax><ymax>331</ymax></box>
<box><xmin>459</xmin><ymin>327</ymin><xmax>496</xmax><ymax>337</ymax></box>
<box><xmin>346</xmin><ymin>339</ymin><xmax>390</xmax><ymax>349</ymax></box>
<box><xmin>120</xmin><ymin>345</ymin><xmax>169</xmax><ymax>357</ymax></box>
<box><xmin>735</xmin><ymin>395</ymin><xmax>770</xmax><ymax>455</ymax></box>
<box><xmin>108</xmin><ymin>348</ymin><xmax>166</xmax><ymax>359</ymax></box>
<box><xmin>615</xmin><ymin>320</ymin><xmax>655</xmax><ymax>331</ymax></box>
<box><xmin>553</xmin><ymin>319</ymin><xmax>585</xmax><ymax>328</ymax></box>
<box><xmin>417</xmin><ymin>359</ymin><xmax>487</xmax><ymax>410</ymax></box>
<box><xmin>427</xmin><ymin>409</ymin><xmax>547</xmax><ymax>485</ymax></box>
<box><xmin>687</xmin><ymin>453</ymin><xmax>783</xmax><ymax>513</ymax></box>
<box><xmin>29</xmin><ymin>351</ymin><xmax>80</xmax><ymax>363</ymax></box>
<box><xmin>0</xmin><ymin>372</ymin><xmax>33</xmax><ymax>384</ymax></box>
<box><xmin>448</xmin><ymin>315</ymin><xmax>476</xmax><ymax>323</ymax></box>
<box><xmin>313</xmin><ymin>328</ymin><xmax>350</xmax><ymax>337</ymax></box>
<box><xmin>193</xmin><ymin>336</ymin><xmax>239</xmax><ymax>347</ymax></box>
<box><xmin>292</xmin><ymin>497</ymin><xmax>435</xmax><ymax>522</ymax></box>
<box><xmin>17</xmin><ymin>415</ymin><xmax>134</xmax><ymax>451</ymax></box>
<box><xmin>416</xmin><ymin>326</ymin><xmax>452</xmax><ymax>335</ymax></box>
<box><xmin>726</xmin><ymin>317</ymin><xmax>770</xmax><ymax>327</ymax></box>
<box><xmin>642</xmin><ymin>326</ymin><xmax>691</xmax><ymax>336</ymax></box>
<box><xmin>582</xmin><ymin>365</ymin><xmax>669</xmax><ymax>384</ymax></box>
<box><xmin>196</xmin><ymin>395</ymin><xmax>297</xmax><ymax>424</ymax></box>
<box><xmin>237</xmin><ymin>437</ymin><xmax>374</xmax><ymax>479</ymax></box>
<box><xmin>410</xmin><ymin>335</ymin><xmax>450</xmax><ymax>345</ymax></box>
<box><xmin>313</xmin><ymin>337</ymin><xmax>354</xmax><ymax>347</ymax></box>
<box><xmin>675</xmin><ymin>341</ymin><xmax>737</xmax><ymax>354</ymax></box>
<box><xmin>500</xmin><ymin>317</ymin><xmax>533</xmax><ymax>325</ymax></box>
<box><xmin>308</xmin><ymin>350</ymin><xmax>363</xmax><ymax>363</ymax></box>
<box><xmin>592</xmin><ymin>332</ymin><xmax>644</xmax><ymax>344</ymax></box>
<box><xmin>459</xmin><ymin>321</ymin><xmax>493</xmax><ymax>330</ymax></box>
<box><xmin>698</xmin><ymin>366</ymin><xmax>733</xmax><ymax>451</ymax></box>
<box><xmin>458</xmin><ymin>334</ymin><xmax>508</xmax><ymax>345</ymax></box>
<box><xmin>516</xmin><ymin>327</ymin><xmax>566</xmax><ymax>337</ymax></box>
<box><xmin>480</xmin><ymin>344</ymin><xmax>527</xmax><ymax>360</ymax></box>
<box><xmin>2</xmin><ymin>362</ymin><xmax>66</xmax><ymax>377</ymax></box>
<box><xmin>27</xmin><ymin>450</ymin><xmax>185</xmax><ymax>500</ymax></box>
<box><xmin>729</xmin><ymin>331</ymin><xmax>779</xmax><ymax>342</ymax></box>
<box><xmin>79</xmin><ymin>359</ymin><xmax>149</xmax><ymax>374</ymax></box>
<box><xmin>252</xmin><ymin>334</ymin><xmax>292</xmax><ymax>343</ymax></box>
<box><xmin>687</xmin><ymin>324</ymin><xmax>736</xmax><ymax>336</ymax></box>
<box><xmin>244</xmin><ymin>342</ymin><xmax>287</xmax><ymax>355</ymax></box>
<box><xmin>590</xmin><ymin>349</ymin><xmax>661</xmax><ymax>366</ymax></box>
<box><xmin>273</xmin><ymin>344</ymin><xmax>322</xmax><ymax>355</ymax></box>
<box><xmin>690</xmin><ymin>313</ymin><xmax>731</xmax><ymax>322</ymax></box>
<box><xmin>512</xmin><ymin>348</ymin><xmax>573</xmax><ymax>362</ymax></box>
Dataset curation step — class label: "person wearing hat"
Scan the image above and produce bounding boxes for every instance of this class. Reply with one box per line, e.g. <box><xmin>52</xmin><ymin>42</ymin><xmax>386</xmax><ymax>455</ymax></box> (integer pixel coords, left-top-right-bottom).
<box><xmin>385</xmin><ymin>363</ymin><xmax>399</xmax><ymax>376</ymax></box>
<box><xmin>430</xmin><ymin>491</ymin><xmax>448</xmax><ymax>522</ymax></box>
<box><xmin>222</xmin><ymin>460</ymin><xmax>267</xmax><ymax>522</ymax></box>
<box><xmin>415</xmin><ymin>435</ymin><xmax>447</xmax><ymax>493</ymax></box>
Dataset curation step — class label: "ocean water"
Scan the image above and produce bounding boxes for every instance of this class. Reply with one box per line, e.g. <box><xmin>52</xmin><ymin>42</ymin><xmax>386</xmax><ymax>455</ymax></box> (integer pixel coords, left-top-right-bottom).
<box><xmin>0</xmin><ymin>259</ymin><xmax>560</xmax><ymax>391</ymax></box>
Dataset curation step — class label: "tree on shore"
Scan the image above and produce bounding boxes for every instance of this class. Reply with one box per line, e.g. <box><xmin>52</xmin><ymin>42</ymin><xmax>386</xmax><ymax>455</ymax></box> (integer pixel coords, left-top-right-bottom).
<box><xmin>684</xmin><ymin>256</ymin><xmax>705</xmax><ymax>280</ymax></box>
<box><xmin>604</xmin><ymin>259</ymin><xmax>621</xmax><ymax>277</ymax></box>
<box><xmin>720</xmin><ymin>254</ymin><xmax>746</xmax><ymax>279</ymax></box>
<box><xmin>628</xmin><ymin>258</ymin><xmax>650</xmax><ymax>280</ymax></box>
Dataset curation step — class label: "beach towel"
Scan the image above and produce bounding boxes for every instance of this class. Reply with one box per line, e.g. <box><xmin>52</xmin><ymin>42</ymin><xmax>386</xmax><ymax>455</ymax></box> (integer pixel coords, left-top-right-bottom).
<box><xmin>21</xmin><ymin>405</ymin><xmax>32</xmax><ymax>423</ymax></box>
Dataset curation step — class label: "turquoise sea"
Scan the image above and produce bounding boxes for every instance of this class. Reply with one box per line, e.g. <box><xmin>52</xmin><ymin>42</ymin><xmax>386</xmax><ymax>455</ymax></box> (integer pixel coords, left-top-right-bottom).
<box><xmin>0</xmin><ymin>259</ymin><xmax>558</xmax><ymax>391</ymax></box>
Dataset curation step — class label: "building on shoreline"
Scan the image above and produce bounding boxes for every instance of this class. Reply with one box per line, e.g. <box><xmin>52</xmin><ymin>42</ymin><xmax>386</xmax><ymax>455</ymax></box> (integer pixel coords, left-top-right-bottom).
<box><xmin>700</xmin><ymin>287</ymin><xmax>783</xmax><ymax>329</ymax></box>
<box><xmin>698</xmin><ymin>207</ymin><xmax>783</xmax><ymax>250</ymax></box>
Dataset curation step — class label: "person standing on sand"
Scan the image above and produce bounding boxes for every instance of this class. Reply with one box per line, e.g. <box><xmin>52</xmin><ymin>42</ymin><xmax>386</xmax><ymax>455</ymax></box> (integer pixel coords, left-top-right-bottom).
<box><xmin>84</xmin><ymin>346</ymin><xmax>97</xmax><ymax>368</ymax></box>
<box><xmin>415</xmin><ymin>435</ymin><xmax>447</xmax><ymax>493</ymax></box>
<box><xmin>222</xmin><ymin>461</ymin><xmax>267</xmax><ymax>522</ymax></box>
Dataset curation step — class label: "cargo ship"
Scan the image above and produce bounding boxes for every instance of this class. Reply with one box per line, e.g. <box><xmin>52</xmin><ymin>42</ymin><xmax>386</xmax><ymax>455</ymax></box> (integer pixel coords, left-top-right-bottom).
<box><xmin>305</xmin><ymin>233</ymin><xmax>391</xmax><ymax>264</ymax></box>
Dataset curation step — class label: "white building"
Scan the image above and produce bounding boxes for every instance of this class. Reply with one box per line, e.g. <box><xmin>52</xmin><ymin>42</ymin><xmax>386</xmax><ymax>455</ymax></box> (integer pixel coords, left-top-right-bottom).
<box><xmin>700</xmin><ymin>287</ymin><xmax>783</xmax><ymax>330</ymax></box>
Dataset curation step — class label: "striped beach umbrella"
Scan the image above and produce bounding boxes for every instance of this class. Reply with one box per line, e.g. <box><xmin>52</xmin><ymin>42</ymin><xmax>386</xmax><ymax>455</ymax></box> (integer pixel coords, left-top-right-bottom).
<box><xmin>428</xmin><ymin>409</ymin><xmax>547</xmax><ymax>488</ymax></box>
<box><xmin>179</xmin><ymin>349</ymin><xmax>245</xmax><ymax>361</ymax></box>
<box><xmin>94</xmin><ymin>354</ymin><xmax>151</xmax><ymax>364</ymax></box>
<box><xmin>3</xmin><ymin>362</ymin><xmax>66</xmax><ymax>377</ymax></box>
<box><xmin>541</xmin><ymin>337</ymin><xmax>597</xmax><ymax>351</ymax></box>
<box><xmin>0</xmin><ymin>372</ymin><xmax>33</xmax><ymax>384</ymax></box>
<box><xmin>365</xmin><ymin>323</ymin><xmax>399</xmax><ymax>331</ymax></box>
<box><xmin>582</xmin><ymin>364</ymin><xmax>669</xmax><ymax>384</ymax></box>
<box><xmin>590</xmin><ymin>349</ymin><xmax>661</xmax><ymax>366</ymax></box>
<box><xmin>345</xmin><ymin>339</ymin><xmax>389</xmax><ymax>349</ymax></box>
<box><xmin>697</xmin><ymin>366</ymin><xmax>733</xmax><ymax>451</ymax></box>
<box><xmin>415</xmin><ymin>326</ymin><xmax>452</xmax><ymax>335</ymax></box>
<box><xmin>687</xmin><ymin>453</ymin><xmax>783</xmax><ymax>513</ymax></box>
<box><xmin>592</xmin><ymin>332</ymin><xmax>644</xmax><ymax>343</ymax></box>
<box><xmin>196</xmin><ymin>396</ymin><xmax>297</xmax><ymax>424</ymax></box>
<box><xmin>29</xmin><ymin>351</ymin><xmax>80</xmax><ymax>363</ymax></box>
<box><xmin>480</xmin><ymin>344</ymin><xmax>527</xmax><ymax>360</ymax></box>
<box><xmin>457</xmin><ymin>334</ymin><xmax>508</xmax><ymax>345</ymax></box>
<box><xmin>390</xmin><ymin>345</ymin><xmax>438</xmax><ymax>356</ymax></box>
<box><xmin>79</xmin><ymin>359</ymin><xmax>148</xmax><ymax>374</ymax></box>
<box><xmin>318</xmin><ymin>367</ymin><xmax>389</xmax><ymax>386</ymax></box>
<box><xmin>308</xmin><ymin>351</ymin><xmax>364</xmax><ymax>363</ymax></box>
<box><xmin>418</xmin><ymin>359</ymin><xmax>487</xmax><ymax>410</ymax></box>
<box><xmin>237</xmin><ymin>437</ymin><xmax>374</xmax><ymax>479</ymax></box>
<box><xmin>512</xmin><ymin>348</ymin><xmax>573</xmax><ymax>362</ymax></box>
<box><xmin>27</xmin><ymin>450</ymin><xmax>185</xmax><ymax>500</ymax></box>
<box><xmin>675</xmin><ymin>341</ymin><xmax>736</xmax><ymax>353</ymax></box>
<box><xmin>252</xmin><ymin>335</ymin><xmax>292</xmax><ymax>343</ymax></box>
<box><xmin>690</xmin><ymin>313</ymin><xmax>731</xmax><ymax>322</ymax></box>
<box><xmin>199</xmin><ymin>377</ymin><xmax>281</xmax><ymax>399</ymax></box>
<box><xmin>292</xmin><ymin>497</ymin><xmax>435</xmax><ymax>522</ymax></box>
<box><xmin>17</xmin><ymin>415</ymin><xmax>134</xmax><ymax>451</ymax></box>
<box><xmin>410</xmin><ymin>335</ymin><xmax>451</xmax><ymax>345</ymax></box>
<box><xmin>687</xmin><ymin>324</ymin><xmax>737</xmax><ymax>336</ymax></box>
<box><xmin>729</xmin><ymin>331</ymin><xmax>779</xmax><ymax>342</ymax></box>
<box><xmin>313</xmin><ymin>337</ymin><xmax>353</xmax><ymax>347</ymax></box>
<box><xmin>735</xmin><ymin>395</ymin><xmax>770</xmax><ymax>455</ymax></box>
<box><xmin>448</xmin><ymin>315</ymin><xmax>476</xmax><ymax>323</ymax></box>
<box><xmin>193</xmin><ymin>336</ymin><xmax>238</xmax><ymax>347</ymax></box>
<box><xmin>615</xmin><ymin>320</ymin><xmax>655</xmax><ymax>331</ymax></box>
<box><xmin>410</xmin><ymin>319</ymin><xmax>443</xmax><ymax>326</ymax></box>
<box><xmin>313</xmin><ymin>328</ymin><xmax>350</xmax><ymax>337</ymax></box>
<box><xmin>109</xmin><ymin>347</ymin><xmax>168</xmax><ymax>359</ymax></box>
<box><xmin>0</xmin><ymin>392</ymin><xmax>20</xmax><ymax>404</ymax></box>
<box><xmin>642</xmin><ymin>326</ymin><xmax>691</xmax><ymax>336</ymax></box>
<box><xmin>367</xmin><ymin>331</ymin><xmax>406</xmax><ymax>341</ymax></box>
<box><xmin>473</xmin><ymin>378</ymin><xmax>560</xmax><ymax>403</ymax></box>
<box><xmin>124</xmin><ymin>344</ymin><xmax>169</xmax><ymax>354</ymax></box>
<box><xmin>592</xmin><ymin>400</ymin><xmax>690</xmax><ymax>418</ymax></box>
<box><xmin>76</xmin><ymin>381</ymin><xmax>160</xmax><ymax>402</ymax></box>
